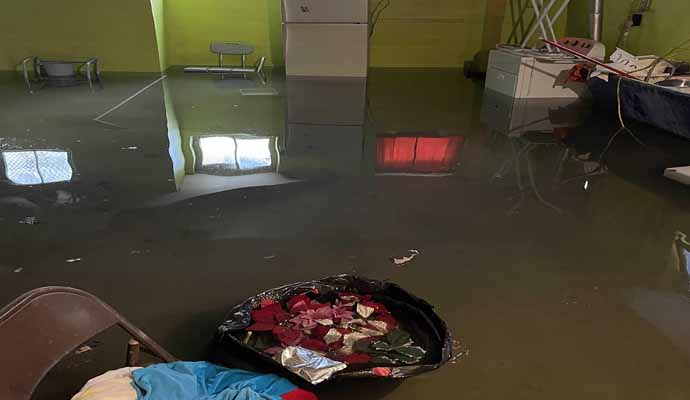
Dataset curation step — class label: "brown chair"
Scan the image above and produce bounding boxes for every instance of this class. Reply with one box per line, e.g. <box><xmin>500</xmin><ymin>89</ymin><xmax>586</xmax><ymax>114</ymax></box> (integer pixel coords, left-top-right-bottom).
<box><xmin>0</xmin><ymin>286</ymin><xmax>176</xmax><ymax>400</ymax></box>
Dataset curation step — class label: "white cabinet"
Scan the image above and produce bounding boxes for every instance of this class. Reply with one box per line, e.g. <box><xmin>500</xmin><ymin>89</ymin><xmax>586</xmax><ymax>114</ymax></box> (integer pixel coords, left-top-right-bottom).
<box><xmin>485</xmin><ymin>48</ymin><xmax>588</xmax><ymax>99</ymax></box>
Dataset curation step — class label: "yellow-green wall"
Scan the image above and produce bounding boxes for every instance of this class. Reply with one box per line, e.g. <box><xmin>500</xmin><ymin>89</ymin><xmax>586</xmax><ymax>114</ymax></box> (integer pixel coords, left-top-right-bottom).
<box><xmin>164</xmin><ymin>0</ymin><xmax>274</xmax><ymax>68</ymax></box>
<box><xmin>0</xmin><ymin>0</ymin><xmax>583</xmax><ymax>73</ymax></box>
<box><xmin>162</xmin><ymin>0</ymin><xmax>492</xmax><ymax>68</ymax></box>
<box><xmin>568</xmin><ymin>1</ymin><xmax>690</xmax><ymax>60</ymax></box>
<box><xmin>368</xmin><ymin>0</ymin><xmax>486</xmax><ymax>67</ymax></box>
<box><xmin>0</xmin><ymin>0</ymin><xmax>161</xmax><ymax>72</ymax></box>
<box><xmin>151</xmin><ymin>0</ymin><xmax>169</xmax><ymax>72</ymax></box>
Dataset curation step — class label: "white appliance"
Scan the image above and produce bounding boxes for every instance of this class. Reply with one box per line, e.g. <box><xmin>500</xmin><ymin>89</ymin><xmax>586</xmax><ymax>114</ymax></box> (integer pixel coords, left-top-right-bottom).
<box><xmin>282</xmin><ymin>0</ymin><xmax>368</xmax><ymax>77</ymax></box>
<box><xmin>480</xmin><ymin>89</ymin><xmax>586</xmax><ymax>136</ymax></box>
<box><xmin>486</xmin><ymin>47</ymin><xmax>588</xmax><ymax>99</ymax></box>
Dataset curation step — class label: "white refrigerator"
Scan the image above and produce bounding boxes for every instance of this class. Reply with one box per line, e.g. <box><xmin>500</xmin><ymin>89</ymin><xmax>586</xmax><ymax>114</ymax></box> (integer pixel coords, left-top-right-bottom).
<box><xmin>282</xmin><ymin>0</ymin><xmax>369</xmax><ymax>77</ymax></box>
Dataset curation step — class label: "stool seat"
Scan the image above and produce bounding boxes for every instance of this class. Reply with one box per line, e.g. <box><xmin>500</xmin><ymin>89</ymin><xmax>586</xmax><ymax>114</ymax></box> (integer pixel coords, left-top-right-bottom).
<box><xmin>210</xmin><ymin>42</ymin><xmax>254</xmax><ymax>56</ymax></box>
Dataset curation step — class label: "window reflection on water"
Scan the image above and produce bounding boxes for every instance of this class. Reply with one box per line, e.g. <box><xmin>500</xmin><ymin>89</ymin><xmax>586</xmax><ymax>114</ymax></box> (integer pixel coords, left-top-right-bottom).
<box><xmin>193</xmin><ymin>135</ymin><xmax>276</xmax><ymax>176</ymax></box>
<box><xmin>1</xmin><ymin>150</ymin><xmax>73</xmax><ymax>185</ymax></box>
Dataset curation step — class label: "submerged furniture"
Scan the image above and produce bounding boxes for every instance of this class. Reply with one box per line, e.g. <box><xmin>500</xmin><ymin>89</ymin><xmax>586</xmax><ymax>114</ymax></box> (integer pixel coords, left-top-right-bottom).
<box><xmin>0</xmin><ymin>286</ymin><xmax>176</xmax><ymax>400</ymax></box>
<box><xmin>211</xmin><ymin>41</ymin><xmax>254</xmax><ymax>70</ymax></box>
<box><xmin>20</xmin><ymin>57</ymin><xmax>101</xmax><ymax>94</ymax></box>
<box><xmin>485</xmin><ymin>0</ymin><xmax>592</xmax><ymax>98</ymax></box>
<box><xmin>184</xmin><ymin>56</ymin><xmax>267</xmax><ymax>84</ymax></box>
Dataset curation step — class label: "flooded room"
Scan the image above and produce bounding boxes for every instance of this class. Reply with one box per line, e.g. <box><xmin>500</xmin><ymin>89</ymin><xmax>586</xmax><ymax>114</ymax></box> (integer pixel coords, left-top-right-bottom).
<box><xmin>1</xmin><ymin>0</ymin><xmax>690</xmax><ymax>399</ymax></box>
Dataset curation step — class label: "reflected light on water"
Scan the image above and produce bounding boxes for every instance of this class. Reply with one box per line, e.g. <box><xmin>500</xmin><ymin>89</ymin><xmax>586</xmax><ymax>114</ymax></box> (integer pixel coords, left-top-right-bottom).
<box><xmin>2</xmin><ymin>150</ymin><xmax>73</xmax><ymax>185</ymax></box>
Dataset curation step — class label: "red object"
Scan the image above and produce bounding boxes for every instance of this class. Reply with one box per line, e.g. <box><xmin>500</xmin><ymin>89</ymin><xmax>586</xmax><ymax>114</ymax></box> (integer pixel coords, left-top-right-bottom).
<box><xmin>247</xmin><ymin>322</ymin><xmax>276</xmax><ymax>332</ymax></box>
<box><xmin>299</xmin><ymin>338</ymin><xmax>329</xmax><ymax>352</ymax></box>
<box><xmin>273</xmin><ymin>327</ymin><xmax>303</xmax><ymax>346</ymax></box>
<box><xmin>275</xmin><ymin>312</ymin><xmax>291</xmax><ymax>322</ymax></box>
<box><xmin>282</xmin><ymin>388</ymin><xmax>319</xmax><ymax>400</ymax></box>
<box><xmin>336</xmin><ymin>327</ymin><xmax>351</xmax><ymax>335</ymax></box>
<box><xmin>287</xmin><ymin>294</ymin><xmax>311</xmax><ymax>310</ymax></box>
<box><xmin>360</xmin><ymin>300</ymin><xmax>388</xmax><ymax>314</ymax></box>
<box><xmin>541</xmin><ymin>38</ymin><xmax>641</xmax><ymax>80</ymax></box>
<box><xmin>568</xmin><ymin>64</ymin><xmax>589</xmax><ymax>82</ymax></box>
<box><xmin>376</xmin><ymin>136</ymin><xmax>464</xmax><ymax>173</ymax></box>
<box><xmin>376</xmin><ymin>313</ymin><xmax>397</xmax><ymax>330</ymax></box>
<box><xmin>344</xmin><ymin>353</ymin><xmax>372</xmax><ymax>365</ymax></box>
<box><xmin>311</xmin><ymin>325</ymin><xmax>330</xmax><ymax>339</ymax></box>
<box><xmin>372</xmin><ymin>367</ymin><xmax>392</xmax><ymax>377</ymax></box>
<box><xmin>252</xmin><ymin>308</ymin><xmax>279</xmax><ymax>323</ymax></box>
<box><xmin>260</xmin><ymin>299</ymin><xmax>278</xmax><ymax>308</ymax></box>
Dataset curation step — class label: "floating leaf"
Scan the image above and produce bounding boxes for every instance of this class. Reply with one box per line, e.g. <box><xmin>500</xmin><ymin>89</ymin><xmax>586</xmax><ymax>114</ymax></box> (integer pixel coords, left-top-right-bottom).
<box><xmin>371</xmin><ymin>356</ymin><xmax>394</xmax><ymax>364</ymax></box>
<box><xmin>394</xmin><ymin>346</ymin><xmax>426</xmax><ymax>359</ymax></box>
<box><xmin>371</xmin><ymin>341</ymin><xmax>392</xmax><ymax>351</ymax></box>
<box><xmin>388</xmin><ymin>352</ymin><xmax>419</xmax><ymax>364</ymax></box>
<box><xmin>386</xmin><ymin>329</ymin><xmax>411</xmax><ymax>347</ymax></box>
<box><xmin>353</xmin><ymin>339</ymin><xmax>373</xmax><ymax>353</ymax></box>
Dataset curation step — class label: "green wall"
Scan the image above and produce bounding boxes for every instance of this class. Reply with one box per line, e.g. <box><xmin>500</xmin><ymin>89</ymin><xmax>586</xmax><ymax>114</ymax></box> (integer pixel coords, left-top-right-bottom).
<box><xmin>0</xmin><ymin>0</ymin><xmax>586</xmax><ymax>73</ymax></box>
<box><xmin>368</xmin><ymin>0</ymin><xmax>486</xmax><ymax>68</ymax></box>
<box><xmin>0</xmin><ymin>0</ymin><xmax>161</xmax><ymax>72</ymax></box>
<box><xmin>164</xmin><ymin>0</ymin><xmax>274</xmax><ymax>68</ymax></box>
<box><xmin>162</xmin><ymin>0</ymin><xmax>493</xmax><ymax>68</ymax></box>
<box><xmin>567</xmin><ymin>0</ymin><xmax>690</xmax><ymax>60</ymax></box>
<box><xmin>151</xmin><ymin>0</ymin><xmax>169</xmax><ymax>72</ymax></box>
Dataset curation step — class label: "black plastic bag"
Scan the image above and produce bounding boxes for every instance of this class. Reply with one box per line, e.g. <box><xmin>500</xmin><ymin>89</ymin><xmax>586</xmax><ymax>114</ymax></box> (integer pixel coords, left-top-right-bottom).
<box><xmin>215</xmin><ymin>275</ymin><xmax>453</xmax><ymax>384</ymax></box>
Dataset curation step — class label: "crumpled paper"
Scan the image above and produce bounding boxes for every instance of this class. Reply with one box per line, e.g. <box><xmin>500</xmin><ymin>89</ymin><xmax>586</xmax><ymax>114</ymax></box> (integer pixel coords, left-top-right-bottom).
<box><xmin>279</xmin><ymin>346</ymin><xmax>347</xmax><ymax>385</ymax></box>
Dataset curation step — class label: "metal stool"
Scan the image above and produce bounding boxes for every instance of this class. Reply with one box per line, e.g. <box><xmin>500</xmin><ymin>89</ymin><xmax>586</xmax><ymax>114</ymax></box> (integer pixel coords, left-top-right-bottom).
<box><xmin>210</xmin><ymin>41</ymin><xmax>254</xmax><ymax>69</ymax></box>
<box><xmin>20</xmin><ymin>57</ymin><xmax>101</xmax><ymax>94</ymax></box>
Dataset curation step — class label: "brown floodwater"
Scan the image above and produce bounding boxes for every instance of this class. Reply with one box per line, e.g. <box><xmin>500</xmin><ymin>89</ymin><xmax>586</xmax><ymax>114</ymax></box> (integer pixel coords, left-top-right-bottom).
<box><xmin>1</xmin><ymin>68</ymin><xmax>690</xmax><ymax>399</ymax></box>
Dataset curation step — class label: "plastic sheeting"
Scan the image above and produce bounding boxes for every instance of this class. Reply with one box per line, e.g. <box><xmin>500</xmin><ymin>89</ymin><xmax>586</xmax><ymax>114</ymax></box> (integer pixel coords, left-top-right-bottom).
<box><xmin>216</xmin><ymin>275</ymin><xmax>453</xmax><ymax>384</ymax></box>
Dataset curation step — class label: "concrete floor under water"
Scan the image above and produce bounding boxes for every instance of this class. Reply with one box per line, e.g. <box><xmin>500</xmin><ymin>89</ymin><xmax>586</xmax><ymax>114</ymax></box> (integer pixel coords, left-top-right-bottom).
<box><xmin>1</xmin><ymin>68</ymin><xmax>690</xmax><ymax>399</ymax></box>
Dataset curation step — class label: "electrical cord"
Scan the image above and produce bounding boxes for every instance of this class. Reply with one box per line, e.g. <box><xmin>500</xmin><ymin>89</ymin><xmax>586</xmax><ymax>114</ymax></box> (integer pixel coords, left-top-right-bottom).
<box><xmin>597</xmin><ymin>35</ymin><xmax>690</xmax><ymax>162</ymax></box>
<box><xmin>369</xmin><ymin>0</ymin><xmax>391</xmax><ymax>38</ymax></box>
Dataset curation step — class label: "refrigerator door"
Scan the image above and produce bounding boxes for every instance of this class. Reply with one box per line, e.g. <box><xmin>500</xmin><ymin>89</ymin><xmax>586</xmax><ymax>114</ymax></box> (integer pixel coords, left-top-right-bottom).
<box><xmin>284</xmin><ymin>23</ymin><xmax>368</xmax><ymax>77</ymax></box>
<box><xmin>282</xmin><ymin>0</ymin><xmax>368</xmax><ymax>23</ymax></box>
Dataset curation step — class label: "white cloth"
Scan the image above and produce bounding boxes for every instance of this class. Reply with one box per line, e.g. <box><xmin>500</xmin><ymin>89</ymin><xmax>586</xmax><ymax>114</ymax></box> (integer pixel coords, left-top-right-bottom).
<box><xmin>70</xmin><ymin>367</ymin><xmax>140</xmax><ymax>400</ymax></box>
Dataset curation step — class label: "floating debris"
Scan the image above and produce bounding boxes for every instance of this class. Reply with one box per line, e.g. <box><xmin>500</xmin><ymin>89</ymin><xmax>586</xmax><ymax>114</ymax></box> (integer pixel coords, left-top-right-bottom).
<box><xmin>390</xmin><ymin>250</ymin><xmax>420</xmax><ymax>266</ymax></box>
<box><xmin>19</xmin><ymin>216</ymin><xmax>39</xmax><ymax>225</ymax></box>
<box><xmin>450</xmin><ymin>339</ymin><xmax>469</xmax><ymax>364</ymax></box>
<box><xmin>120</xmin><ymin>146</ymin><xmax>139</xmax><ymax>151</ymax></box>
<box><xmin>75</xmin><ymin>345</ymin><xmax>93</xmax><ymax>355</ymax></box>
<box><xmin>13</xmin><ymin>267</ymin><xmax>23</xmax><ymax>273</ymax></box>
<box><xmin>65</xmin><ymin>258</ymin><xmax>83</xmax><ymax>263</ymax></box>
<box><xmin>263</xmin><ymin>255</ymin><xmax>277</xmax><ymax>260</ymax></box>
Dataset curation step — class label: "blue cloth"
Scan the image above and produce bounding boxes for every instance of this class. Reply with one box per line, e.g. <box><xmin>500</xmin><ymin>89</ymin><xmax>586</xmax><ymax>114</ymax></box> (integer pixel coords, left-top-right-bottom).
<box><xmin>132</xmin><ymin>362</ymin><xmax>297</xmax><ymax>400</ymax></box>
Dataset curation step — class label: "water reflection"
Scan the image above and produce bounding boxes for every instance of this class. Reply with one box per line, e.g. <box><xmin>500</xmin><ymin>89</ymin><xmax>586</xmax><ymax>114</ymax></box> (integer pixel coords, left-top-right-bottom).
<box><xmin>375</xmin><ymin>134</ymin><xmax>463</xmax><ymax>176</ymax></box>
<box><xmin>1</xmin><ymin>150</ymin><xmax>73</xmax><ymax>185</ymax></box>
<box><xmin>193</xmin><ymin>135</ymin><xmax>277</xmax><ymax>175</ymax></box>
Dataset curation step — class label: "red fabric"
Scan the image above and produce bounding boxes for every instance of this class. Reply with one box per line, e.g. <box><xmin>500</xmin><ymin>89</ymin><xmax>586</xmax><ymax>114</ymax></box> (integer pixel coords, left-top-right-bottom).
<box><xmin>372</xmin><ymin>367</ymin><xmax>392</xmax><ymax>377</ymax></box>
<box><xmin>376</xmin><ymin>313</ymin><xmax>397</xmax><ymax>330</ymax></box>
<box><xmin>287</xmin><ymin>294</ymin><xmax>311</xmax><ymax>310</ymax></box>
<box><xmin>246</xmin><ymin>322</ymin><xmax>275</xmax><ymax>332</ymax></box>
<box><xmin>260</xmin><ymin>299</ymin><xmax>278</xmax><ymax>308</ymax></box>
<box><xmin>281</xmin><ymin>388</ymin><xmax>319</xmax><ymax>400</ymax></box>
<box><xmin>311</xmin><ymin>325</ymin><xmax>330</xmax><ymax>339</ymax></box>
<box><xmin>344</xmin><ymin>353</ymin><xmax>372</xmax><ymax>365</ymax></box>
<box><xmin>376</xmin><ymin>136</ymin><xmax>464</xmax><ymax>173</ymax></box>
<box><xmin>273</xmin><ymin>327</ymin><xmax>303</xmax><ymax>346</ymax></box>
<box><xmin>299</xmin><ymin>338</ymin><xmax>329</xmax><ymax>352</ymax></box>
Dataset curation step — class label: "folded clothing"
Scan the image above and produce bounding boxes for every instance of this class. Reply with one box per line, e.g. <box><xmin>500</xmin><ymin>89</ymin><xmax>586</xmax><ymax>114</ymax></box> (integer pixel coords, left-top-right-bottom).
<box><xmin>72</xmin><ymin>362</ymin><xmax>317</xmax><ymax>400</ymax></box>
